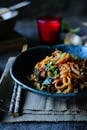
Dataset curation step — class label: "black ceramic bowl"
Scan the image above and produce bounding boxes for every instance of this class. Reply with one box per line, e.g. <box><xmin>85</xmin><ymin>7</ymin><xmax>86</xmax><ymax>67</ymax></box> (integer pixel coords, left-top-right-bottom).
<box><xmin>10</xmin><ymin>44</ymin><xmax>87</xmax><ymax>98</ymax></box>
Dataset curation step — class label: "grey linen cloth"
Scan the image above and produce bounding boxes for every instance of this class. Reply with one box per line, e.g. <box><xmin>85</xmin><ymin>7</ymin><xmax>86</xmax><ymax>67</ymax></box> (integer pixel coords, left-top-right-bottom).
<box><xmin>0</xmin><ymin>57</ymin><xmax>87</xmax><ymax>123</ymax></box>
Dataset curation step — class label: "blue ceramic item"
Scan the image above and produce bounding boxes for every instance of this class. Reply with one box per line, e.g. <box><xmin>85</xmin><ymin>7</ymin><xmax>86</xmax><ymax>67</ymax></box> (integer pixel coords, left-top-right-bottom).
<box><xmin>10</xmin><ymin>44</ymin><xmax>87</xmax><ymax>98</ymax></box>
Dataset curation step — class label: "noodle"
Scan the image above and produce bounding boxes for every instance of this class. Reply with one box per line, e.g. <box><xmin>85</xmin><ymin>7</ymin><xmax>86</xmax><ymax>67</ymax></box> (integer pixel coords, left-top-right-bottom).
<box><xmin>27</xmin><ymin>49</ymin><xmax>87</xmax><ymax>94</ymax></box>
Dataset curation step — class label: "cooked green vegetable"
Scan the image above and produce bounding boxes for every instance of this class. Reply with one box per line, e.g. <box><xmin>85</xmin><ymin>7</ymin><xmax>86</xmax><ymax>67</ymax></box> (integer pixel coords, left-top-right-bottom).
<box><xmin>71</xmin><ymin>54</ymin><xmax>78</xmax><ymax>60</ymax></box>
<box><xmin>45</xmin><ymin>61</ymin><xmax>56</xmax><ymax>72</ymax></box>
<box><xmin>60</xmin><ymin>53</ymin><xmax>66</xmax><ymax>58</ymax></box>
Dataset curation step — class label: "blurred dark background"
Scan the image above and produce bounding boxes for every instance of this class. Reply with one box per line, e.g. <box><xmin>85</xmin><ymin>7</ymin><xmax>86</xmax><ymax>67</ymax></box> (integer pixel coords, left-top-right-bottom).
<box><xmin>0</xmin><ymin>0</ymin><xmax>87</xmax><ymax>19</ymax></box>
<box><xmin>0</xmin><ymin>0</ymin><xmax>87</xmax><ymax>72</ymax></box>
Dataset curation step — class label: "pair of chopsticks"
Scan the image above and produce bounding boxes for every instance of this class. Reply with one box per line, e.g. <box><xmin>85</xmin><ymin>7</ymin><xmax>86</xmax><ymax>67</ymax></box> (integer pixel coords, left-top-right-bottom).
<box><xmin>9</xmin><ymin>44</ymin><xmax>28</xmax><ymax>117</ymax></box>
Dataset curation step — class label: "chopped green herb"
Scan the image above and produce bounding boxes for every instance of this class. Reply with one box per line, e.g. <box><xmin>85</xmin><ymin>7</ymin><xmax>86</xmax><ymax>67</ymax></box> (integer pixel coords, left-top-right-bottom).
<box><xmin>53</xmin><ymin>70</ymin><xmax>58</xmax><ymax>78</ymax></box>
<box><xmin>45</xmin><ymin>61</ymin><xmax>55</xmax><ymax>71</ymax></box>
<box><xmin>60</xmin><ymin>53</ymin><xmax>66</xmax><ymax>58</ymax></box>
<box><xmin>53</xmin><ymin>68</ymin><xmax>60</xmax><ymax>78</ymax></box>
<box><xmin>71</xmin><ymin>54</ymin><xmax>78</xmax><ymax>60</ymax></box>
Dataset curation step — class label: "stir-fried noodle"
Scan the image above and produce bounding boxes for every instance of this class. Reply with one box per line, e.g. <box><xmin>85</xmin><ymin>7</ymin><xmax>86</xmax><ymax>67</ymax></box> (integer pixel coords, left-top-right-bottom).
<box><xmin>27</xmin><ymin>50</ymin><xmax>87</xmax><ymax>94</ymax></box>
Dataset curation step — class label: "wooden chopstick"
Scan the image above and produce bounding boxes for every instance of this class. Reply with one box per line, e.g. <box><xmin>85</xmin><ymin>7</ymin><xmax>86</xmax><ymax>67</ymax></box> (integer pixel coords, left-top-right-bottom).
<box><xmin>9</xmin><ymin>44</ymin><xmax>28</xmax><ymax>116</ymax></box>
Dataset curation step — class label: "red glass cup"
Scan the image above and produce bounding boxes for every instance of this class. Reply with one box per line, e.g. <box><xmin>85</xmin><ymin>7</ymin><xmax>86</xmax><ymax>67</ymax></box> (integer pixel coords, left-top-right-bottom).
<box><xmin>37</xmin><ymin>16</ymin><xmax>62</xmax><ymax>45</ymax></box>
